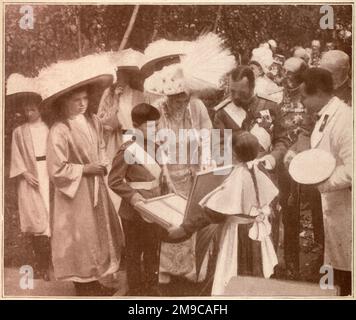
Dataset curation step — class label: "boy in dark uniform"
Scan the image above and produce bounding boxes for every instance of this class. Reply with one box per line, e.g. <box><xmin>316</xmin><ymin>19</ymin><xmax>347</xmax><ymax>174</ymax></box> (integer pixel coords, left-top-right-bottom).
<box><xmin>108</xmin><ymin>103</ymin><xmax>166</xmax><ymax>296</ymax></box>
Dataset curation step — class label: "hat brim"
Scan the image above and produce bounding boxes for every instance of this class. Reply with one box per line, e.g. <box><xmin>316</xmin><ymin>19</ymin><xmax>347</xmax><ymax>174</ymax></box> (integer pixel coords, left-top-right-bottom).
<box><xmin>40</xmin><ymin>74</ymin><xmax>113</xmax><ymax>109</ymax></box>
<box><xmin>116</xmin><ymin>67</ymin><xmax>143</xmax><ymax>91</ymax></box>
<box><xmin>6</xmin><ymin>92</ymin><xmax>42</xmax><ymax>109</ymax></box>
<box><xmin>116</xmin><ymin>65</ymin><xmax>140</xmax><ymax>72</ymax></box>
<box><xmin>289</xmin><ymin>149</ymin><xmax>336</xmax><ymax>184</ymax></box>
<box><xmin>141</xmin><ymin>54</ymin><xmax>182</xmax><ymax>79</ymax></box>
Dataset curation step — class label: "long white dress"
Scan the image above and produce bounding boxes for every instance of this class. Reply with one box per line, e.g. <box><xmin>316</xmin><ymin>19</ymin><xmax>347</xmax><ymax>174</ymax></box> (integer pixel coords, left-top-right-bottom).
<box><xmin>199</xmin><ymin>163</ymin><xmax>279</xmax><ymax>295</ymax></box>
<box><xmin>10</xmin><ymin>122</ymin><xmax>49</xmax><ymax>235</ymax></box>
<box><xmin>29</xmin><ymin>121</ymin><xmax>50</xmax><ymax>236</ymax></box>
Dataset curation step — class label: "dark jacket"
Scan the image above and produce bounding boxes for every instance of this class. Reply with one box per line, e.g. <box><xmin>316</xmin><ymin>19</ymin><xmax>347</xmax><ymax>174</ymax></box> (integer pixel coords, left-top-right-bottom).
<box><xmin>108</xmin><ymin>139</ymin><xmax>163</xmax><ymax>221</ymax></box>
<box><xmin>213</xmin><ymin>95</ymin><xmax>289</xmax><ymax>166</ymax></box>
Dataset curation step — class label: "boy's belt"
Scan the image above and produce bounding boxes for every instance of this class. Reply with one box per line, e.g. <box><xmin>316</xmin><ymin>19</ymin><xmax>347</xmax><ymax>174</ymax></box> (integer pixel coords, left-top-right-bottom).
<box><xmin>127</xmin><ymin>180</ymin><xmax>159</xmax><ymax>190</ymax></box>
<box><xmin>36</xmin><ymin>156</ymin><xmax>46</xmax><ymax>161</ymax></box>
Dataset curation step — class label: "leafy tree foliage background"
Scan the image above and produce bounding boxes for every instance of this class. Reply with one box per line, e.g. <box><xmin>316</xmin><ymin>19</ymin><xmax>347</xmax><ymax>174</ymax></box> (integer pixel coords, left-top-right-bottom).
<box><xmin>5</xmin><ymin>4</ymin><xmax>352</xmax><ymax>77</ymax></box>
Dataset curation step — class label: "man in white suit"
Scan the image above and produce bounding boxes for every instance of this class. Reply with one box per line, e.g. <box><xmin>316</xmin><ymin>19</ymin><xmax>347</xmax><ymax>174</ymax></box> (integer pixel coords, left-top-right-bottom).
<box><xmin>300</xmin><ymin>68</ymin><xmax>352</xmax><ymax>295</ymax></box>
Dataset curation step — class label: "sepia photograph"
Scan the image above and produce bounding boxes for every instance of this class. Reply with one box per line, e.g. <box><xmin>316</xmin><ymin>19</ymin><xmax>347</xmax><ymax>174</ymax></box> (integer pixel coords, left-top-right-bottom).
<box><xmin>1</xmin><ymin>1</ymin><xmax>353</xmax><ymax>300</ymax></box>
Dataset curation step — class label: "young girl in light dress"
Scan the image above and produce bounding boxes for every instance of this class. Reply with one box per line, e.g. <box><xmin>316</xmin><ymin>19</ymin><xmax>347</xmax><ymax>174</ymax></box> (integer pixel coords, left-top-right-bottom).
<box><xmin>168</xmin><ymin>131</ymin><xmax>279</xmax><ymax>295</ymax></box>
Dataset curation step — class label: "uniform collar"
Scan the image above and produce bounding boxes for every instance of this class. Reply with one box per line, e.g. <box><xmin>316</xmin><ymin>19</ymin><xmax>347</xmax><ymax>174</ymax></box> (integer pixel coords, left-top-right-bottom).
<box><xmin>317</xmin><ymin>96</ymin><xmax>337</xmax><ymax>117</ymax></box>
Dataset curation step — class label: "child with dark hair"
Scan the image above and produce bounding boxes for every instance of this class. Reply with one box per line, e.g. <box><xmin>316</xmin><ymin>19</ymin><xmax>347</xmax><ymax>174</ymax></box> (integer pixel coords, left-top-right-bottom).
<box><xmin>168</xmin><ymin>130</ymin><xmax>279</xmax><ymax>295</ymax></box>
<box><xmin>108</xmin><ymin>103</ymin><xmax>167</xmax><ymax>296</ymax></box>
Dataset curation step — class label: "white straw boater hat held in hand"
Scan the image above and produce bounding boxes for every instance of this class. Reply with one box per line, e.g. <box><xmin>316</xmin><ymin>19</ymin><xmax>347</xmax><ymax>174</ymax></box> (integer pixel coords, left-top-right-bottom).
<box><xmin>144</xmin><ymin>32</ymin><xmax>236</xmax><ymax>96</ymax></box>
<box><xmin>289</xmin><ymin>149</ymin><xmax>336</xmax><ymax>185</ymax></box>
<box><xmin>37</xmin><ymin>53</ymin><xmax>115</xmax><ymax>109</ymax></box>
<box><xmin>6</xmin><ymin>73</ymin><xmax>42</xmax><ymax>106</ymax></box>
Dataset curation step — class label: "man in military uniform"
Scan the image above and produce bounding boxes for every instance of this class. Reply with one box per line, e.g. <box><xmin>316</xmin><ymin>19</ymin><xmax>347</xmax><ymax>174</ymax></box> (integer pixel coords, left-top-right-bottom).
<box><xmin>278</xmin><ymin>57</ymin><xmax>324</xmax><ymax>279</ymax></box>
<box><xmin>213</xmin><ymin>65</ymin><xmax>289</xmax><ymax>262</ymax></box>
<box><xmin>213</xmin><ymin>65</ymin><xmax>289</xmax><ymax>170</ymax></box>
<box><xmin>108</xmin><ymin>103</ymin><xmax>167</xmax><ymax>296</ymax></box>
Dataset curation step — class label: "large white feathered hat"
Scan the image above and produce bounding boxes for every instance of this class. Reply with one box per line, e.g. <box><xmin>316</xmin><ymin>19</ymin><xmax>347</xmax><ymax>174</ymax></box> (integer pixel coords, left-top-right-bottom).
<box><xmin>144</xmin><ymin>33</ymin><xmax>236</xmax><ymax>96</ymax></box>
<box><xmin>37</xmin><ymin>53</ymin><xmax>115</xmax><ymax>108</ymax></box>
<box><xmin>107</xmin><ymin>48</ymin><xmax>144</xmax><ymax>72</ymax></box>
<box><xmin>6</xmin><ymin>73</ymin><xmax>42</xmax><ymax>106</ymax></box>
<box><xmin>141</xmin><ymin>39</ymin><xmax>192</xmax><ymax>78</ymax></box>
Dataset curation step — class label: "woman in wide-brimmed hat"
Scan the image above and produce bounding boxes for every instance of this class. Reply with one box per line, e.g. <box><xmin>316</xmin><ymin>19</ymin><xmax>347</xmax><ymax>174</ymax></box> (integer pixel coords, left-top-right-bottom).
<box><xmin>37</xmin><ymin>55</ymin><xmax>124</xmax><ymax>296</ymax></box>
<box><xmin>144</xmin><ymin>33</ymin><xmax>235</xmax><ymax>285</ymax></box>
<box><xmin>97</xmin><ymin>49</ymin><xmax>145</xmax><ymax>211</ymax></box>
<box><xmin>7</xmin><ymin>73</ymin><xmax>52</xmax><ymax>281</ymax></box>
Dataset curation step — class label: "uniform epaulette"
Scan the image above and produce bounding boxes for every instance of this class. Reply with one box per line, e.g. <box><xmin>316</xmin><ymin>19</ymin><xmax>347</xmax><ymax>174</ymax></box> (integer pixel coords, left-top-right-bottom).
<box><xmin>213</xmin><ymin>97</ymin><xmax>232</xmax><ymax>112</ymax></box>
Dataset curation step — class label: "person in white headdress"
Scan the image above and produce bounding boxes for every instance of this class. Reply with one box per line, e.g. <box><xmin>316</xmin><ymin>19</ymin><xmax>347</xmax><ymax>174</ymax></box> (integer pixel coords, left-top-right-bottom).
<box><xmin>268</xmin><ymin>39</ymin><xmax>278</xmax><ymax>55</ymax></box>
<box><xmin>319</xmin><ymin>50</ymin><xmax>351</xmax><ymax>106</ymax></box>
<box><xmin>249</xmin><ymin>47</ymin><xmax>283</xmax><ymax>104</ymax></box>
<box><xmin>309</xmin><ymin>40</ymin><xmax>322</xmax><ymax>67</ymax></box>
<box><xmin>7</xmin><ymin>74</ymin><xmax>51</xmax><ymax>281</ymax></box>
<box><xmin>37</xmin><ymin>55</ymin><xmax>124</xmax><ymax>296</ymax></box>
<box><xmin>144</xmin><ymin>32</ymin><xmax>236</xmax><ymax>284</ymax></box>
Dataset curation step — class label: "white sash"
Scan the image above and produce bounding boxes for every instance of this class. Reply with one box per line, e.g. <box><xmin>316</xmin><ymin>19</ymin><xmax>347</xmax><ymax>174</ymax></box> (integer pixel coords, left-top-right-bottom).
<box><xmin>250</xmin><ymin>124</ymin><xmax>272</xmax><ymax>151</ymax></box>
<box><xmin>224</xmin><ymin>103</ymin><xmax>247</xmax><ymax>128</ymax></box>
<box><xmin>126</xmin><ymin>142</ymin><xmax>162</xmax><ymax>180</ymax></box>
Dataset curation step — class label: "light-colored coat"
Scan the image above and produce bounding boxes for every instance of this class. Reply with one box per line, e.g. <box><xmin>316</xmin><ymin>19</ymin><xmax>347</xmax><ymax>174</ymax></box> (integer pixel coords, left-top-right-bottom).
<box><xmin>47</xmin><ymin>114</ymin><xmax>124</xmax><ymax>281</ymax></box>
<box><xmin>98</xmin><ymin>86</ymin><xmax>144</xmax><ymax>211</ymax></box>
<box><xmin>10</xmin><ymin>123</ymin><xmax>49</xmax><ymax>234</ymax></box>
<box><xmin>311</xmin><ymin>96</ymin><xmax>352</xmax><ymax>271</ymax></box>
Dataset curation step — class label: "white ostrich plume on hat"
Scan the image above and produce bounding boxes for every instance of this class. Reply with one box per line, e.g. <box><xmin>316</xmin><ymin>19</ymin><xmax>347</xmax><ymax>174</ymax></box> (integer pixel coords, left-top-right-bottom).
<box><xmin>105</xmin><ymin>48</ymin><xmax>144</xmax><ymax>70</ymax></box>
<box><xmin>37</xmin><ymin>53</ymin><xmax>116</xmax><ymax>100</ymax></box>
<box><xmin>144</xmin><ymin>33</ymin><xmax>236</xmax><ymax>95</ymax></box>
<box><xmin>6</xmin><ymin>73</ymin><xmax>39</xmax><ymax>96</ymax></box>
<box><xmin>142</xmin><ymin>39</ymin><xmax>192</xmax><ymax>65</ymax></box>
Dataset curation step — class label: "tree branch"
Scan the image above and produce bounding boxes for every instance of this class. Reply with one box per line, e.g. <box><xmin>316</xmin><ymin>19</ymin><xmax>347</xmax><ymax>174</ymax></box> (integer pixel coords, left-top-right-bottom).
<box><xmin>119</xmin><ymin>5</ymin><xmax>140</xmax><ymax>51</ymax></box>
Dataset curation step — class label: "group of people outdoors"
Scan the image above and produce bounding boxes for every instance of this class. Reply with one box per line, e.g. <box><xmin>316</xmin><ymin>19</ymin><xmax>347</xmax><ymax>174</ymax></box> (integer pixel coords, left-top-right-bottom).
<box><xmin>6</xmin><ymin>33</ymin><xmax>352</xmax><ymax>297</ymax></box>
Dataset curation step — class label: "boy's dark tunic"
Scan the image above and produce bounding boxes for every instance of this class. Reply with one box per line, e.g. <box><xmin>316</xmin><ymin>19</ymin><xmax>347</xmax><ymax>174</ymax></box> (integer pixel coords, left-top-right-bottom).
<box><xmin>108</xmin><ymin>139</ymin><xmax>164</xmax><ymax>295</ymax></box>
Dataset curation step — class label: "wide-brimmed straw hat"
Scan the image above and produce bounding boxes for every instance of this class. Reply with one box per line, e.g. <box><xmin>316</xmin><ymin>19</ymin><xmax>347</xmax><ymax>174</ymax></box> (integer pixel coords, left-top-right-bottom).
<box><xmin>37</xmin><ymin>53</ymin><xmax>115</xmax><ymax>109</ymax></box>
<box><xmin>289</xmin><ymin>149</ymin><xmax>336</xmax><ymax>184</ymax></box>
<box><xmin>6</xmin><ymin>73</ymin><xmax>42</xmax><ymax>107</ymax></box>
<box><xmin>106</xmin><ymin>48</ymin><xmax>144</xmax><ymax>91</ymax></box>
